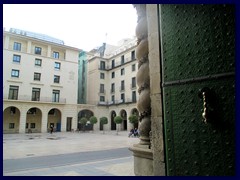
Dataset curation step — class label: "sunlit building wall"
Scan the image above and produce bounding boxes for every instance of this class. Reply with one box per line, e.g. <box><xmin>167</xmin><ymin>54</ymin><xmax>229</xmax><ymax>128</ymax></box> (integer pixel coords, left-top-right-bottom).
<box><xmin>3</xmin><ymin>29</ymin><xmax>80</xmax><ymax>133</ymax></box>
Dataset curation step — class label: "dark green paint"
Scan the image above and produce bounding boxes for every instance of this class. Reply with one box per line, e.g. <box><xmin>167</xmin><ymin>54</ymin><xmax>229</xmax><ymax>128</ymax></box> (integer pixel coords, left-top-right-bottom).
<box><xmin>160</xmin><ymin>4</ymin><xmax>235</xmax><ymax>176</ymax></box>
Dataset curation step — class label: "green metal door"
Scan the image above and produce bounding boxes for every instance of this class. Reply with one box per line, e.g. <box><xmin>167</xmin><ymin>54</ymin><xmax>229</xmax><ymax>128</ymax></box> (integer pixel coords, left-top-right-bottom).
<box><xmin>160</xmin><ymin>4</ymin><xmax>235</xmax><ymax>176</ymax></box>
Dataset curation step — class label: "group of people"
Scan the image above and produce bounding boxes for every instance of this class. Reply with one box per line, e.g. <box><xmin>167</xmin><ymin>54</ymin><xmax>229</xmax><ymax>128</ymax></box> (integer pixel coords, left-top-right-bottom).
<box><xmin>128</xmin><ymin>128</ymin><xmax>139</xmax><ymax>137</ymax></box>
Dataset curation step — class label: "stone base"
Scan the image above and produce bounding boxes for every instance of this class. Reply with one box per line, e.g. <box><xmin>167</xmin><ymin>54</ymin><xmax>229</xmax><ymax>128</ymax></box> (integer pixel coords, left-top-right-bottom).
<box><xmin>129</xmin><ymin>144</ymin><xmax>153</xmax><ymax>176</ymax></box>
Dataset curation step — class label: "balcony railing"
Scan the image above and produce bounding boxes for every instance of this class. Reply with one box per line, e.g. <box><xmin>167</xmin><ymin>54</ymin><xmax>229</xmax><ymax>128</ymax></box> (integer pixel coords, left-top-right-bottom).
<box><xmin>98</xmin><ymin>90</ymin><xmax>106</xmax><ymax>95</ymax></box>
<box><xmin>98</xmin><ymin>58</ymin><xmax>137</xmax><ymax>71</ymax></box>
<box><xmin>95</xmin><ymin>98</ymin><xmax>137</xmax><ymax>106</ymax></box>
<box><xmin>130</xmin><ymin>84</ymin><xmax>137</xmax><ymax>89</ymax></box>
<box><xmin>119</xmin><ymin>86</ymin><xmax>125</xmax><ymax>92</ymax></box>
<box><xmin>4</xmin><ymin>94</ymin><xmax>66</xmax><ymax>103</ymax></box>
<box><xmin>110</xmin><ymin>89</ymin><xmax>115</xmax><ymax>93</ymax></box>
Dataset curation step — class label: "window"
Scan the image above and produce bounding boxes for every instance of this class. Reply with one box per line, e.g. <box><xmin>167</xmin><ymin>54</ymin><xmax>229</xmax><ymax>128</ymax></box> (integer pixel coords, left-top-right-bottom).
<box><xmin>121</xmin><ymin>55</ymin><xmax>125</xmax><ymax>64</ymax></box>
<box><xmin>13</xmin><ymin>54</ymin><xmax>21</xmax><ymax>63</ymax></box>
<box><xmin>100</xmin><ymin>73</ymin><xmax>105</xmax><ymax>79</ymax></box>
<box><xmin>8</xmin><ymin>85</ymin><xmax>19</xmax><ymax>100</ymax></box>
<box><xmin>35</xmin><ymin>47</ymin><xmax>42</xmax><ymax>55</ymax></box>
<box><xmin>111</xmin><ymin>95</ymin><xmax>115</xmax><ymax>103</ymax></box>
<box><xmin>131</xmin><ymin>50</ymin><xmax>135</xmax><ymax>60</ymax></box>
<box><xmin>112</xmin><ymin>72</ymin><xmax>115</xmax><ymax>78</ymax></box>
<box><xmin>55</xmin><ymin>62</ymin><xmax>61</xmax><ymax>70</ymax></box>
<box><xmin>53</xmin><ymin>51</ymin><xmax>59</xmax><ymax>59</ymax></box>
<box><xmin>52</xmin><ymin>90</ymin><xmax>60</xmax><ymax>102</ymax></box>
<box><xmin>132</xmin><ymin>77</ymin><xmax>136</xmax><ymax>88</ymax></box>
<box><xmin>121</xmin><ymin>80</ymin><xmax>125</xmax><ymax>91</ymax></box>
<box><xmin>132</xmin><ymin>91</ymin><xmax>137</xmax><ymax>102</ymax></box>
<box><xmin>112</xmin><ymin>59</ymin><xmax>115</xmax><ymax>68</ymax></box>
<box><xmin>100</xmin><ymin>61</ymin><xmax>105</xmax><ymax>70</ymax></box>
<box><xmin>32</xmin><ymin>88</ymin><xmax>40</xmax><ymax>101</ymax></box>
<box><xmin>9</xmin><ymin>123</ymin><xmax>15</xmax><ymax>129</ymax></box>
<box><xmin>100</xmin><ymin>84</ymin><xmax>105</xmax><ymax>93</ymax></box>
<box><xmin>121</xmin><ymin>68</ymin><xmax>125</xmax><ymax>75</ymax></box>
<box><xmin>34</xmin><ymin>72</ymin><xmax>41</xmax><ymax>81</ymax></box>
<box><xmin>11</xmin><ymin>69</ymin><xmax>19</xmax><ymax>77</ymax></box>
<box><xmin>54</xmin><ymin>75</ymin><xmax>60</xmax><ymax>83</ymax></box>
<box><xmin>121</xmin><ymin>93</ymin><xmax>125</xmax><ymax>102</ymax></box>
<box><xmin>26</xmin><ymin>123</ymin><xmax>28</xmax><ymax>129</ymax></box>
<box><xmin>111</xmin><ymin>83</ymin><xmax>115</xmax><ymax>93</ymax></box>
<box><xmin>35</xmin><ymin>58</ymin><xmax>42</xmax><ymax>66</ymax></box>
<box><xmin>132</xmin><ymin>64</ymin><xmax>136</xmax><ymax>71</ymax></box>
<box><xmin>30</xmin><ymin>123</ymin><xmax>36</xmax><ymax>128</ymax></box>
<box><xmin>100</xmin><ymin>96</ymin><xmax>105</xmax><ymax>102</ymax></box>
<box><xmin>13</xmin><ymin>42</ymin><xmax>21</xmax><ymax>51</ymax></box>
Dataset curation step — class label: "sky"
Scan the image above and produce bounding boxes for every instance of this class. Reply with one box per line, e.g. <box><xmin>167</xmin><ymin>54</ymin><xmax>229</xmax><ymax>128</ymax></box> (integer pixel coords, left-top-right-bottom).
<box><xmin>3</xmin><ymin>4</ymin><xmax>137</xmax><ymax>51</ymax></box>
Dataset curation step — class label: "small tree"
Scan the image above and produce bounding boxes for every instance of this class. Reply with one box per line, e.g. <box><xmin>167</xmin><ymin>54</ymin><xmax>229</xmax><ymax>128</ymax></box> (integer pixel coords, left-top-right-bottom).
<box><xmin>128</xmin><ymin>114</ymin><xmax>138</xmax><ymax>128</ymax></box>
<box><xmin>79</xmin><ymin>117</ymin><xmax>88</xmax><ymax>132</ymax></box>
<box><xmin>89</xmin><ymin>116</ymin><xmax>97</xmax><ymax>132</ymax></box>
<box><xmin>100</xmin><ymin>117</ymin><xmax>108</xmax><ymax>134</ymax></box>
<box><xmin>114</xmin><ymin>116</ymin><xmax>123</xmax><ymax>135</ymax></box>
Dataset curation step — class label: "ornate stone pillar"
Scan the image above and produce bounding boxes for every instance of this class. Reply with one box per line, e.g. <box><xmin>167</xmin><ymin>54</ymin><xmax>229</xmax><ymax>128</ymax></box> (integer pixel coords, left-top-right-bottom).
<box><xmin>129</xmin><ymin>4</ymin><xmax>153</xmax><ymax>176</ymax></box>
<box><xmin>135</xmin><ymin>3</ymin><xmax>151</xmax><ymax>146</ymax></box>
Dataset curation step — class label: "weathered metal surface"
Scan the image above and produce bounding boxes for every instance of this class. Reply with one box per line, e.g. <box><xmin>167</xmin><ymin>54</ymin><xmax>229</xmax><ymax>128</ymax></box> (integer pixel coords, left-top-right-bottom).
<box><xmin>160</xmin><ymin>4</ymin><xmax>235</xmax><ymax>176</ymax></box>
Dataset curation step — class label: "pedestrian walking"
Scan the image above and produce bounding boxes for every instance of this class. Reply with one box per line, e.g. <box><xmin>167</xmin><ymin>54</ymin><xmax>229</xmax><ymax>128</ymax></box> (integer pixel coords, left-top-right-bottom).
<box><xmin>50</xmin><ymin>125</ymin><xmax>53</xmax><ymax>134</ymax></box>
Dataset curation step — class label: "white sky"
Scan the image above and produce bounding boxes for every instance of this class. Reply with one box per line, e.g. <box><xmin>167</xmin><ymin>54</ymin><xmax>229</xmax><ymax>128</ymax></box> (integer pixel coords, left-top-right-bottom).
<box><xmin>3</xmin><ymin>4</ymin><xmax>137</xmax><ymax>51</ymax></box>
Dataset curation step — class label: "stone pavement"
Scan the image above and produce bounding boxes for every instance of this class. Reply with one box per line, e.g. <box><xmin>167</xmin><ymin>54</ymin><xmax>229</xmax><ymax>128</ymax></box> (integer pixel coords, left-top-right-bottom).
<box><xmin>3</xmin><ymin>131</ymin><xmax>139</xmax><ymax>176</ymax></box>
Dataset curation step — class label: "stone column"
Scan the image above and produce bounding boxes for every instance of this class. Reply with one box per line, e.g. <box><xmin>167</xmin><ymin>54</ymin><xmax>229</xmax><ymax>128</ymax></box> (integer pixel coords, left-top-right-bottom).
<box><xmin>129</xmin><ymin>4</ymin><xmax>153</xmax><ymax>176</ymax></box>
<box><xmin>19</xmin><ymin>110</ymin><xmax>27</xmax><ymax>133</ymax></box>
<box><xmin>135</xmin><ymin>3</ymin><xmax>151</xmax><ymax>147</ymax></box>
<box><xmin>41</xmin><ymin>111</ymin><xmax>48</xmax><ymax>133</ymax></box>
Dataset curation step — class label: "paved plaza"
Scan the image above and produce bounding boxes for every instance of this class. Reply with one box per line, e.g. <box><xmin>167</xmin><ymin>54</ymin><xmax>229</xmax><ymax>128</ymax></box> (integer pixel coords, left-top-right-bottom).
<box><xmin>3</xmin><ymin>131</ymin><xmax>139</xmax><ymax>176</ymax></box>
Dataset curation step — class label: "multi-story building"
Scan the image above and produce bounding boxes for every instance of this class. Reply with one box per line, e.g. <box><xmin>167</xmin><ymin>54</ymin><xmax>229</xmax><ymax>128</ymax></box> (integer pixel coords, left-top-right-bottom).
<box><xmin>86</xmin><ymin>38</ymin><xmax>139</xmax><ymax>131</ymax></box>
<box><xmin>3</xmin><ymin>28</ymin><xmax>83</xmax><ymax>133</ymax></box>
<box><xmin>3</xmin><ymin>28</ymin><xmax>139</xmax><ymax>134</ymax></box>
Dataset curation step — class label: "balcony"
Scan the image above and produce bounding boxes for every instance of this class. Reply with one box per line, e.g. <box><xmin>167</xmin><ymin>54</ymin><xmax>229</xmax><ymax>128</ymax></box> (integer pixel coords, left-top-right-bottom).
<box><xmin>119</xmin><ymin>87</ymin><xmax>125</xmax><ymax>92</ymax></box>
<box><xmin>110</xmin><ymin>89</ymin><xmax>115</xmax><ymax>94</ymax></box>
<box><xmin>4</xmin><ymin>94</ymin><xmax>66</xmax><ymax>103</ymax></box>
<box><xmin>98</xmin><ymin>90</ymin><xmax>106</xmax><ymax>95</ymax></box>
<box><xmin>130</xmin><ymin>84</ymin><xmax>137</xmax><ymax>90</ymax></box>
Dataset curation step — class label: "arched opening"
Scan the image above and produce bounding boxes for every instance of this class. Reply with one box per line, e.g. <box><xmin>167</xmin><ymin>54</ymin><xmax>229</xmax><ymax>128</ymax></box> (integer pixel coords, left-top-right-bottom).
<box><xmin>47</xmin><ymin>108</ymin><xmax>61</xmax><ymax>132</ymax></box>
<box><xmin>3</xmin><ymin>106</ymin><xmax>20</xmax><ymax>134</ymax></box>
<box><xmin>131</xmin><ymin>108</ymin><xmax>139</xmax><ymax>129</ymax></box>
<box><xmin>120</xmin><ymin>109</ymin><xmax>127</xmax><ymax>130</ymax></box>
<box><xmin>110</xmin><ymin>110</ymin><xmax>117</xmax><ymax>130</ymax></box>
<box><xmin>26</xmin><ymin>107</ymin><xmax>42</xmax><ymax>133</ymax></box>
<box><xmin>78</xmin><ymin>109</ymin><xmax>94</xmax><ymax>131</ymax></box>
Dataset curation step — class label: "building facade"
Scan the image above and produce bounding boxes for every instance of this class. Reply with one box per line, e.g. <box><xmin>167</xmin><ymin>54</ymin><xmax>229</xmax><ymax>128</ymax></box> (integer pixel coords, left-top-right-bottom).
<box><xmin>3</xmin><ymin>28</ymin><xmax>82</xmax><ymax>133</ymax></box>
<box><xmin>3</xmin><ymin>28</ymin><xmax>139</xmax><ymax>134</ymax></box>
<box><xmin>86</xmin><ymin>38</ymin><xmax>139</xmax><ymax>131</ymax></box>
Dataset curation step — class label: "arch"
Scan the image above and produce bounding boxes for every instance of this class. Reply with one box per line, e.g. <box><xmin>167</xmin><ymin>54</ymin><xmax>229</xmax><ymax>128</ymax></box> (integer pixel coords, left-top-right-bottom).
<box><xmin>131</xmin><ymin>108</ymin><xmax>139</xmax><ymax>116</ymax></box>
<box><xmin>78</xmin><ymin>109</ymin><xmax>94</xmax><ymax>131</ymax></box>
<box><xmin>26</xmin><ymin>107</ymin><xmax>42</xmax><ymax>133</ymax></box>
<box><xmin>110</xmin><ymin>110</ymin><xmax>117</xmax><ymax>130</ymax></box>
<box><xmin>130</xmin><ymin>108</ymin><xmax>139</xmax><ymax>129</ymax></box>
<box><xmin>47</xmin><ymin>108</ymin><xmax>62</xmax><ymax>132</ymax></box>
<box><xmin>120</xmin><ymin>109</ymin><xmax>127</xmax><ymax>130</ymax></box>
<box><xmin>3</xmin><ymin>106</ymin><xmax>21</xmax><ymax>134</ymax></box>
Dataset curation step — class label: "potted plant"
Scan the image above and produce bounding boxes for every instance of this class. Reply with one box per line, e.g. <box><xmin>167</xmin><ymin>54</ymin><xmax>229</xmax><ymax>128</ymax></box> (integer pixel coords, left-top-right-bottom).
<box><xmin>79</xmin><ymin>117</ymin><xmax>88</xmax><ymax>132</ymax></box>
<box><xmin>89</xmin><ymin>116</ymin><xmax>98</xmax><ymax>132</ymax></box>
<box><xmin>114</xmin><ymin>116</ymin><xmax>123</xmax><ymax>135</ymax></box>
<box><xmin>100</xmin><ymin>117</ymin><xmax>108</xmax><ymax>134</ymax></box>
<box><xmin>128</xmin><ymin>114</ymin><xmax>138</xmax><ymax>128</ymax></box>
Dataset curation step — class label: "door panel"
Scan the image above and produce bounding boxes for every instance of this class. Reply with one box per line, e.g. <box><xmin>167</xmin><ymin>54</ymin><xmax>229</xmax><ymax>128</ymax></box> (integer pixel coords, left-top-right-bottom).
<box><xmin>160</xmin><ymin>4</ymin><xmax>235</xmax><ymax>176</ymax></box>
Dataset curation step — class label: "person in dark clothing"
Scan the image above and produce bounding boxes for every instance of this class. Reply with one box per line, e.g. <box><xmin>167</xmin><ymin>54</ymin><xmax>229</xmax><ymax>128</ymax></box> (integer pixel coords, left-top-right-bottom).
<box><xmin>128</xmin><ymin>128</ymin><xmax>134</xmax><ymax>137</ymax></box>
<box><xmin>134</xmin><ymin>128</ymin><xmax>139</xmax><ymax>137</ymax></box>
<box><xmin>50</xmin><ymin>125</ymin><xmax>53</xmax><ymax>134</ymax></box>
